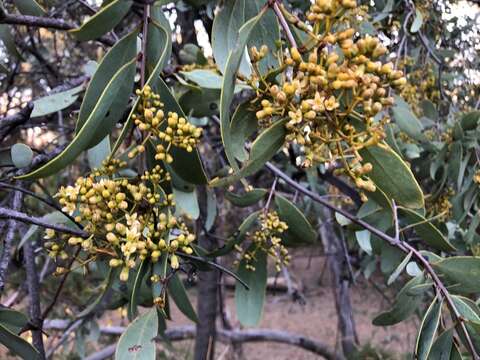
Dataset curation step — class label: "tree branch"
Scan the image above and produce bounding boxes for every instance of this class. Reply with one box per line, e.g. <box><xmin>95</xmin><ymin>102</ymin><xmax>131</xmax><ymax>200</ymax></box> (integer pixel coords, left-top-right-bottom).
<box><xmin>0</xmin><ymin>191</ymin><xmax>23</xmax><ymax>292</ymax></box>
<box><xmin>0</xmin><ymin>9</ymin><xmax>115</xmax><ymax>46</ymax></box>
<box><xmin>0</xmin><ymin>207</ymin><xmax>87</xmax><ymax>237</ymax></box>
<box><xmin>265</xmin><ymin>161</ymin><xmax>480</xmax><ymax>359</ymax></box>
<box><xmin>0</xmin><ymin>102</ymin><xmax>33</xmax><ymax>139</ymax></box>
<box><xmin>43</xmin><ymin>322</ymin><xmax>338</xmax><ymax>360</ymax></box>
<box><xmin>24</xmin><ymin>235</ymin><xmax>46</xmax><ymax>358</ymax></box>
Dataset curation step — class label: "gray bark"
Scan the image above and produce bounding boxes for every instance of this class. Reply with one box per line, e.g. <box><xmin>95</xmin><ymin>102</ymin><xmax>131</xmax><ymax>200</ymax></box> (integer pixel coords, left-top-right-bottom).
<box><xmin>318</xmin><ymin>208</ymin><xmax>358</xmax><ymax>358</ymax></box>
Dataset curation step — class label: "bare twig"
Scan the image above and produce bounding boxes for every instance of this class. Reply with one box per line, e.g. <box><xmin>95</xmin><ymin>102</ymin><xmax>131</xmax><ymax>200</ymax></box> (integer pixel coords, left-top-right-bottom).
<box><xmin>270</xmin><ymin>0</ymin><xmax>297</xmax><ymax>48</ymax></box>
<box><xmin>0</xmin><ymin>207</ymin><xmax>87</xmax><ymax>237</ymax></box>
<box><xmin>43</xmin><ymin>322</ymin><xmax>338</xmax><ymax>360</ymax></box>
<box><xmin>0</xmin><ymin>191</ymin><xmax>23</xmax><ymax>292</ymax></box>
<box><xmin>265</xmin><ymin>161</ymin><xmax>480</xmax><ymax>359</ymax></box>
<box><xmin>0</xmin><ymin>9</ymin><xmax>115</xmax><ymax>46</ymax></box>
<box><xmin>24</xmin><ymin>234</ymin><xmax>46</xmax><ymax>358</ymax></box>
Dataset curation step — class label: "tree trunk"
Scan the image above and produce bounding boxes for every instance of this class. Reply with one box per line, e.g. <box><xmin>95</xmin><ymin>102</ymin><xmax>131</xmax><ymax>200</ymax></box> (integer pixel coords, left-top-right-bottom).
<box><xmin>319</xmin><ymin>208</ymin><xmax>358</xmax><ymax>358</ymax></box>
<box><xmin>194</xmin><ymin>233</ymin><xmax>218</xmax><ymax>360</ymax></box>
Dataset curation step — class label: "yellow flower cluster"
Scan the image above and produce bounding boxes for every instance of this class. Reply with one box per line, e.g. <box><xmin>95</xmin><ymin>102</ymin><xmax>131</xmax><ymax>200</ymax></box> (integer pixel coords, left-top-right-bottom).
<box><xmin>426</xmin><ymin>187</ymin><xmax>454</xmax><ymax>223</ymax></box>
<box><xmin>130</xmin><ymin>86</ymin><xmax>202</xmax><ymax>162</ymax></box>
<box><xmin>251</xmin><ymin>0</ymin><xmax>405</xmax><ymax>193</ymax></box>
<box><xmin>48</xmin><ymin>163</ymin><xmax>195</xmax><ymax>281</ymax></box>
<box><xmin>235</xmin><ymin>211</ymin><xmax>290</xmax><ymax>272</ymax></box>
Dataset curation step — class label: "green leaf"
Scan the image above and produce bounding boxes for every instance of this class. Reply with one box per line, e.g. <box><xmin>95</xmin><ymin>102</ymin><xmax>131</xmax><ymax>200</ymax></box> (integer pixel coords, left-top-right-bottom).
<box><xmin>230</xmin><ymin>102</ymin><xmax>258</xmax><ymax>162</ymax></box>
<box><xmin>180</xmin><ymin>69</ymin><xmax>224</xmax><ymax>90</ymax></box>
<box><xmin>31</xmin><ymin>85</ymin><xmax>84</xmax><ymax>118</ymax></box>
<box><xmin>152</xmin><ymin>256</ymin><xmax>168</xmax><ymax>299</ymax></box>
<box><xmin>77</xmin><ymin>267</ymin><xmax>117</xmax><ymax>318</ymax></box>
<box><xmin>87</xmin><ymin>135</ymin><xmax>111</xmax><ymax>170</ymax></box>
<box><xmin>13</xmin><ymin>0</ymin><xmax>46</xmax><ymax>16</ymax></box>
<box><xmin>208</xmin><ymin>211</ymin><xmax>260</xmax><ymax>257</ymax></box>
<box><xmin>421</xmin><ymin>100</ymin><xmax>438</xmax><ymax>121</ymax></box>
<box><xmin>0</xmin><ymin>25</ymin><xmax>22</xmax><ymax>60</ymax></box>
<box><xmin>129</xmin><ymin>260</ymin><xmax>149</xmax><ymax>320</ymax></box>
<box><xmin>212</xmin><ymin>0</ymin><xmax>251</xmax><ymax>77</ymax></box>
<box><xmin>225</xmin><ymin>189</ymin><xmax>267</xmax><ymax>207</ymax></box>
<box><xmin>410</xmin><ymin>8</ymin><xmax>424</xmax><ymax>33</ymax></box>
<box><xmin>11</xmin><ymin>143</ymin><xmax>33</xmax><ymax>168</ymax></box>
<box><xmin>235</xmin><ymin>249</ymin><xmax>267</xmax><ymax>327</ymax></box>
<box><xmin>372</xmin><ymin>274</ymin><xmax>424</xmax><ymax>326</ymax></box>
<box><xmin>211</xmin><ymin>119</ymin><xmax>287</xmax><ymax>187</ymax></box>
<box><xmin>392</xmin><ymin>96</ymin><xmax>425</xmax><ymax>141</ymax></box>
<box><xmin>415</xmin><ymin>297</ymin><xmax>442</xmax><ymax>360</ymax></box>
<box><xmin>0</xmin><ymin>308</ymin><xmax>28</xmax><ymax>334</ymax></box>
<box><xmin>355</xmin><ymin>230</ymin><xmax>372</xmax><ymax>255</ymax></box>
<box><xmin>220</xmin><ymin>8</ymin><xmax>268</xmax><ymax>170</ymax></box>
<box><xmin>168</xmin><ymin>273</ymin><xmax>198</xmax><ymax>323</ymax></box>
<box><xmin>275</xmin><ymin>194</ymin><xmax>316</xmax><ymax>245</ymax></box>
<box><xmin>115</xmin><ymin>307</ymin><xmax>158</xmax><ymax>360</ymax></box>
<box><xmin>399</xmin><ymin>207</ymin><xmax>456</xmax><ymax>252</ymax></box>
<box><xmin>428</xmin><ymin>329</ymin><xmax>453</xmax><ymax>360</ymax></box>
<box><xmin>17</xmin><ymin>58</ymin><xmax>137</xmax><ymax>180</ymax></box>
<box><xmin>179</xmin><ymin>88</ymin><xmax>220</xmax><ymax>117</ymax></box>
<box><xmin>432</xmin><ymin>257</ymin><xmax>480</xmax><ymax>294</ymax></box>
<box><xmin>75</xmin><ymin>29</ymin><xmax>138</xmax><ymax>146</ymax></box>
<box><xmin>172</xmin><ymin>187</ymin><xmax>199</xmax><ymax>220</ymax></box>
<box><xmin>359</xmin><ymin>144</ymin><xmax>424</xmax><ymax>209</ymax></box>
<box><xmin>69</xmin><ymin>0</ymin><xmax>133</xmax><ymax>41</ymax></box>
<box><xmin>451</xmin><ymin>296</ymin><xmax>480</xmax><ymax>323</ymax></box>
<box><xmin>152</xmin><ymin>78</ymin><xmax>207</xmax><ymax>185</ymax></box>
<box><xmin>111</xmin><ymin>18</ymin><xmax>171</xmax><ymax>158</ymax></box>
<box><xmin>0</xmin><ymin>323</ymin><xmax>41</xmax><ymax>359</ymax></box>
<box><xmin>460</xmin><ymin>111</ymin><xmax>480</xmax><ymax>131</ymax></box>
<box><xmin>244</xmin><ymin>1</ymin><xmax>281</xmax><ymax>74</ymax></box>
<box><xmin>387</xmin><ymin>251</ymin><xmax>412</xmax><ymax>285</ymax></box>
<box><xmin>212</xmin><ymin>0</ymin><xmax>280</xmax><ymax>76</ymax></box>
<box><xmin>147</xmin><ymin>5</ymin><xmax>171</xmax><ymax>77</ymax></box>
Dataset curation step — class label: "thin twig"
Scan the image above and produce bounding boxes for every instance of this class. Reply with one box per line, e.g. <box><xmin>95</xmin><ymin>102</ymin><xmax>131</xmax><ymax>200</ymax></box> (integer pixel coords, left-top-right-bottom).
<box><xmin>271</xmin><ymin>0</ymin><xmax>297</xmax><ymax>48</ymax></box>
<box><xmin>264</xmin><ymin>161</ymin><xmax>480</xmax><ymax>359</ymax></box>
<box><xmin>0</xmin><ymin>207</ymin><xmax>87</xmax><ymax>237</ymax></box>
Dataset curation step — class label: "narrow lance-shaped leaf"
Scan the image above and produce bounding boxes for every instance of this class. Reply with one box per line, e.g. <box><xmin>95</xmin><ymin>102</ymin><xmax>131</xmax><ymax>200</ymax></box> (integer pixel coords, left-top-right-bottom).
<box><xmin>31</xmin><ymin>84</ymin><xmax>84</xmax><ymax>118</ymax></box>
<box><xmin>359</xmin><ymin>143</ymin><xmax>424</xmax><ymax>209</ymax></box>
<box><xmin>235</xmin><ymin>248</ymin><xmax>267</xmax><ymax>327</ymax></box>
<box><xmin>16</xmin><ymin>58</ymin><xmax>137</xmax><ymax>180</ymax></box>
<box><xmin>168</xmin><ymin>273</ymin><xmax>198</xmax><ymax>323</ymax></box>
<box><xmin>415</xmin><ymin>297</ymin><xmax>443</xmax><ymax>360</ymax></box>
<box><xmin>211</xmin><ymin>119</ymin><xmax>287</xmax><ymax>187</ymax></box>
<box><xmin>208</xmin><ymin>210</ymin><xmax>260</xmax><ymax>257</ymax></box>
<box><xmin>431</xmin><ymin>257</ymin><xmax>480</xmax><ymax>294</ymax></box>
<box><xmin>225</xmin><ymin>189</ymin><xmax>268</xmax><ymax>207</ymax></box>
<box><xmin>76</xmin><ymin>29</ymin><xmax>138</xmax><ymax>148</ymax></box>
<box><xmin>229</xmin><ymin>102</ymin><xmax>258</xmax><ymax>162</ymax></box>
<box><xmin>373</xmin><ymin>274</ymin><xmax>425</xmax><ymax>326</ymax></box>
<box><xmin>275</xmin><ymin>194</ymin><xmax>316</xmax><ymax>245</ymax></box>
<box><xmin>387</xmin><ymin>251</ymin><xmax>412</xmax><ymax>285</ymax></box>
<box><xmin>220</xmin><ymin>8</ymin><xmax>268</xmax><ymax>170</ymax></box>
<box><xmin>110</xmin><ymin>19</ymin><xmax>171</xmax><ymax>157</ymax></box>
<box><xmin>129</xmin><ymin>260</ymin><xmax>149</xmax><ymax>320</ymax></box>
<box><xmin>13</xmin><ymin>0</ymin><xmax>46</xmax><ymax>16</ymax></box>
<box><xmin>399</xmin><ymin>207</ymin><xmax>456</xmax><ymax>252</ymax></box>
<box><xmin>0</xmin><ymin>323</ymin><xmax>41</xmax><ymax>360</ymax></box>
<box><xmin>69</xmin><ymin>0</ymin><xmax>133</xmax><ymax>41</ymax></box>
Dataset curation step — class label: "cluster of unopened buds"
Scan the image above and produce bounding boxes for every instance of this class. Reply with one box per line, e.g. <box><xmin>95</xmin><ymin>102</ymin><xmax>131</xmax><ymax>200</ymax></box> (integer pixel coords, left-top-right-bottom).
<box><xmin>129</xmin><ymin>86</ymin><xmax>202</xmax><ymax>162</ymax></box>
<box><xmin>249</xmin><ymin>0</ymin><xmax>406</xmax><ymax>195</ymax></box>
<box><xmin>46</xmin><ymin>145</ymin><xmax>196</xmax><ymax>282</ymax></box>
<box><xmin>235</xmin><ymin>211</ymin><xmax>290</xmax><ymax>273</ymax></box>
